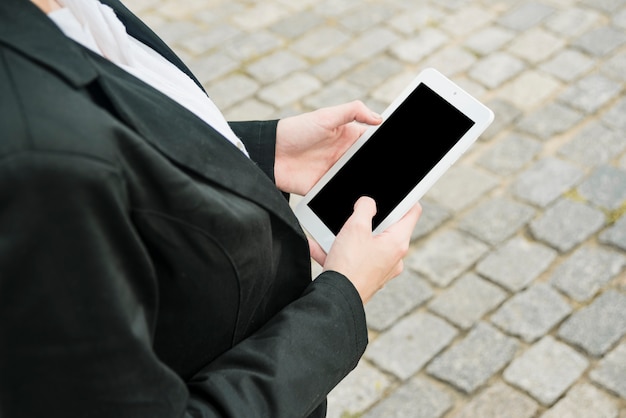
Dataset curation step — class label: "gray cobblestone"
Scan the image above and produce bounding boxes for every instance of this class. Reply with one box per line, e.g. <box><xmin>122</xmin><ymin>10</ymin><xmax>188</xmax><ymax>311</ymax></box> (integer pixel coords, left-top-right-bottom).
<box><xmin>590</xmin><ymin>342</ymin><xmax>626</xmax><ymax>400</ymax></box>
<box><xmin>365</xmin><ymin>270</ymin><xmax>434</xmax><ymax>332</ymax></box>
<box><xmin>539</xmin><ymin>49</ymin><xmax>596</xmax><ymax>82</ymax></box>
<box><xmin>428</xmin><ymin>273</ymin><xmax>507</xmax><ymax>330</ymax></box>
<box><xmin>386</xmin><ymin>6</ymin><xmax>444</xmax><ymax>35</ymax></box>
<box><xmin>426</xmin><ymin>166</ymin><xmax>499</xmax><ymax>212</ymax></box>
<box><xmin>290</xmin><ymin>27</ymin><xmax>350</xmax><ymax>60</ymax></box>
<box><xmin>573</xmin><ymin>27</ymin><xmax>626</xmax><ymax>57</ymax></box>
<box><xmin>178</xmin><ymin>23</ymin><xmax>240</xmax><ymax>55</ymax></box>
<box><xmin>581</xmin><ymin>0</ymin><xmax>626</xmax><ymax>12</ymax></box>
<box><xmin>512</xmin><ymin>158</ymin><xmax>585</xmax><ymax>207</ymax></box>
<box><xmin>326</xmin><ymin>360</ymin><xmax>392</xmax><ymax>418</ymax></box>
<box><xmin>407</xmin><ymin>230</ymin><xmax>489</xmax><ymax>287</ymax></box>
<box><xmin>540</xmin><ymin>383</ymin><xmax>620</xmax><ymax>418</ymax></box>
<box><xmin>469</xmin><ymin>53</ymin><xmax>526</xmax><ymax>89</ymax></box>
<box><xmin>453</xmin><ymin>382</ymin><xmax>538</xmax><ymax>418</ymax></box>
<box><xmin>230</xmin><ymin>3</ymin><xmax>287</xmax><ymax>31</ymax></box>
<box><xmin>578</xmin><ymin>165</ymin><xmax>626</xmax><ymax>210</ymax></box>
<box><xmin>347</xmin><ymin>56</ymin><xmax>403</xmax><ymax>89</ymax></box>
<box><xmin>508</xmin><ymin>28</ymin><xmax>566</xmax><ymax>63</ymax></box>
<box><xmin>422</xmin><ymin>46</ymin><xmax>478</xmax><ymax>78</ymax></box>
<box><xmin>363</xmin><ymin>377</ymin><xmax>453</xmax><ymax>418</ymax></box>
<box><xmin>410</xmin><ymin>200</ymin><xmax>451</xmax><ymax>242</ymax></box>
<box><xmin>481</xmin><ymin>99</ymin><xmax>522</xmax><ymax>141</ymax></box>
<box><xmin>477</xmin><ymin>133</ymin><xmax>542</xmax><ymax>174</ymax></box>
<box><xmin>545</xmin><ymin>7</ymin><xmax>603</xmax><ymax>37</ymax></box>
<box><xmin>558</xmin><ymin>122</ymin><xmax>626</xmax><ymax>167</ymax></box>
<box><xmin>269</xmin><ymin>11</ymin><xmax>324</xmax><ymax>39</ymax></box>
<box><xmin>339</xmin><ymin>4</ymin><xmax>394</xmax><ymax>33</ymax></box>
<box><xmin>343</xmin><ymin>28</ymin><xmax>399</xmax><ymax>62</ymax></box>
<box><xmin>223</xmin><ymin>31</ymin><xmax>284</xmax><ymax>62</ymax></box>
<box><xmin>550</xmin><ymin>245</ymin><xmax>626</xmax><ymax>302</ymax></box>
<box><xmin>560</xmin><ymin>74</ymin><xmax>623</xmax><ymax>114</ymax></box>
<box><xmin>497</xmin><ymin>71</ymin><xmax>562</xmax><ymax>110</ymax></box>
<box><xmin>530</xmin><ymin>198</ymin><xmax>606</xmax><ymax>252</ymax></box>
<box><xmin>189</xmin><ymin>53</ymin><xmax>239</xmax><ymax>86</ymax></box>
<box><xmin>303</xmin><ymin>80</ymin><xmax>364</xmax><ymax>108</ymax></box>
<box><xmin>365</xmin><ymin>312</ymin><xmax>458</xmax><ymax>380</ymax></box>
<box><xmin>246</xmin><ymin>50</ymin><xmax>308</xmax><ymax>84</ymax></box>
<box><xmin>518</xmin><ymin>102</ymin><xmax>583</xmax><ymax>141</ymax></box>
<box><xmin>465</xmin><ymin>26</ymin><xmax>516</xmax><ymax>56</ymax></box>
<box><xmin>458</xmin><ymin>197</ymin><xmax>536</xmax><ymax>246</ymax></box>
<box><xmin>257</xmin><ymin>72</ymin><xmax>321</xmax><ymax>107</ymax></box>
<box><xmin>558</xmin><ymin>290</ymin><xmax>626</xmax><ymax>356</ymax></box>
<box><xmin>491</xmin><ymin>283</ymin><xmax>572</xmax><ymax>342</ymax></box>
<box><xmin>439</xmin><ymin>5</ymin><xmax>494</xmax><ymax>37</ymax></box>
<box><xmin>390</xmin><ymin>28</ymin><xmax>448</xmax><ymax>64</ymax></box>
<box><xmin>603</xmin><ymin>50</ymin><xmax>626</xmax><ymax>82</ymax></box>
<box><xmin>427</xmin><ymin>322</ymin><xmax>519</xmax><ymax>394</ymax></box>
<box><xmin>497</xmin><ymin>2</ymin><xmax>556</xmax><ymax>31</ymax></box>
<box><xmin>476</xmin><ymin>237</ymin><xmax>557</xmax><ymax>292</ymax></box>
<box><xmin>207</xmin><ymin>73</ymin><xmax>259</xmax><ymax>109</ymax></box>
<box><xmin>310</xmin><ymin>56</ymin><xmax>355</xmax><ymax>83</ymax></box>
<box><xmin>600</xmin><ymin>216</ymin><xmax>626</xmax><ymax>251</ymax></box>
<box><xmin>503</xmin><ymin>336</ymin><xmax>589</xmax><ymax>406</ymax></box>
<box><xmin>603</xmin><ymin>97</ymin><xmax>626</xmax><ymax>132</ymax></box>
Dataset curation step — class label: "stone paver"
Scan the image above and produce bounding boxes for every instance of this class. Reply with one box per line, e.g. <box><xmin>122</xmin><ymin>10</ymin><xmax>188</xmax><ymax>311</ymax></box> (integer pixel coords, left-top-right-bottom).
<box><xmin>453</xmin><ymin>382</ymin><xmax>538</xmax><ymax>418</ymax></box>
<box><xmin>491</xmin><ymin>283</ymin><xmax>572</xmax><ymax>342</ymax></box>
<box><xmin>550</xmin><ymin>245</ymin><xmax>626</xmax><ymax>302</ymax></box>
<box><xmin>511</xmin><ymin>157</ymin><xmax>585</xmax><ymax>208</ymax></box>
<box><xmin>558</xmin><ymin>290</ymin><xmax>626</xmax><ymax>357</ymax></box>
<box><xmin>504</xmin><ymin>336</ymin><xmax>589</xmax><ymax>406</ymax></box>
<box><xmin>427</xmin><ymin>322</ymin><xmax>519</xmax><ymax>394</ymax></box>
<box><xmin>476</xmin><ymin>237</ymin><xmax>557</xmax><ymax>292</ymax></box>
<box><xmin>540</xmin><ymin>383</ymin><xmax>620</xmax><ymax>418</ymax></box>
<box><xmin>124</xmin><ymin>0</ymin><xmax>626</xmax><ymax>415</ymax></box>
<box><xmin>407</xmin><ymin>230</ymin><xmax>489</xmax><ymax>287</ymax></box>
<box><xmin>365</xmin><ymin>270</ymin><xmax>433</xmax><ymax>332</ymax></box>
<box><xmin>530</xmin><ymin>198</ymin><xmax>606</xmax><ymax>253</ymax></box>
<box><xmin>590</xmin><ymin>342</ymin><xmax>626</xmax><ymax>400</ymax></box>
<box><xmin>365</xmin><ymin>312</ymin><xmax>457</xmax><ymax>380</ymax></box>
<box><xmin>428</xmin><ymin>273</ymin><xmax>507</xmax><ymax>330</ymax></box>
<box><xmin>458</xmin><ymin>197</ymin><xmax>536</xmax><ymax>245</ymax></box>
<box><xmin>363</xmin><ymin>377</ymin><xmax>453</xmax><ymax>418</ymax></box>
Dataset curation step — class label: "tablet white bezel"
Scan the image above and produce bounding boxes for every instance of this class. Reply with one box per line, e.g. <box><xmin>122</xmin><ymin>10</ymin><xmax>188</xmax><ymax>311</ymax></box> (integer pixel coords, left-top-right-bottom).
<box><xmin>294</xmin><ymin>68</ymin><xmax>494</xmax><ymax>253</ymax></box>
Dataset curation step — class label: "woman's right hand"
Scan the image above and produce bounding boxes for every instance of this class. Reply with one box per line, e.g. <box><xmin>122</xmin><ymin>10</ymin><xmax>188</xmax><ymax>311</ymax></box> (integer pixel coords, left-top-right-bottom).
<box><xmin>311</xmin><ymin>196</ymin><xmax>422</xmax><ymax>304</ymax></box>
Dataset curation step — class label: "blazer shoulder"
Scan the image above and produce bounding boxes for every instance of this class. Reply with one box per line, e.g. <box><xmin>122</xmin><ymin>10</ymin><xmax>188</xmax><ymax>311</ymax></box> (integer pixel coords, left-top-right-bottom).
<box><xmin>0</xmin><ymin>46</ymin><xmax>124</xmax><ymax>168</ymax></box>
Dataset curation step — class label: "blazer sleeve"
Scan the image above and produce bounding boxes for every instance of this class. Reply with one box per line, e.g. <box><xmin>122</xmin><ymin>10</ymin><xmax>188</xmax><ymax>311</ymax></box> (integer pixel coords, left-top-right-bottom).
<box><xmin>229</xmin><ymin>120</ymin><xmax>278</xmax><ymax>182</ymax></box>
<box><xmin>0</xmin><ymin>151</ymin><xmax>368</xmax><ymax>418</ymax></box>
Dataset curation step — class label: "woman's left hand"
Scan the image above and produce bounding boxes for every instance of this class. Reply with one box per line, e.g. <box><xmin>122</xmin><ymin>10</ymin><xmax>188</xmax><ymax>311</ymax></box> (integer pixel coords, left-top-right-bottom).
<box><xmin>274</xmin><ymin>101</ymin><xmax>382</xmax><ymax>196</ymax></box>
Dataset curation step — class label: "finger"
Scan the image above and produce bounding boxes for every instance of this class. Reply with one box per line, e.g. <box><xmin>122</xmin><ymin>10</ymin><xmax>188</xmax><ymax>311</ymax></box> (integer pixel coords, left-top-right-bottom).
<box><xmin>322</xmin><ymin>101</ymin><xmax>382</xmax><ymax>129</ymax></box>
<box><xmin>308</xmin><ymin>236</ymin><xmax>327</xmax><ymax>266</ymax></box>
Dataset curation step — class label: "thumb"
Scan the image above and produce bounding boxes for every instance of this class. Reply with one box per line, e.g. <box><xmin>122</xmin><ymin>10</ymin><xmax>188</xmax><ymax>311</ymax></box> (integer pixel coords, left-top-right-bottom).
<box><xmin>348</xmin><ymin>196</ymin><xmax>377</xmax><ymax>229</ymax></box>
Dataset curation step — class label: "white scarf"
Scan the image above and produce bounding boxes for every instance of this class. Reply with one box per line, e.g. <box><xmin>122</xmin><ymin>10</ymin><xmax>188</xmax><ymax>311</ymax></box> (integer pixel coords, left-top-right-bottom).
<box><xmin>50</xmin><ymin>0</ymin><xmax>249</xmax><ymax>156</ymax></box>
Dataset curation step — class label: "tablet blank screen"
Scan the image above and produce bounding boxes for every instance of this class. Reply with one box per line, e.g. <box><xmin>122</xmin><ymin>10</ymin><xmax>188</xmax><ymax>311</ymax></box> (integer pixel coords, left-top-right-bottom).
<box><xmin>307</xmin><ymin>83</ymin><xmax>475</xmax><ymax>235</ymax></box>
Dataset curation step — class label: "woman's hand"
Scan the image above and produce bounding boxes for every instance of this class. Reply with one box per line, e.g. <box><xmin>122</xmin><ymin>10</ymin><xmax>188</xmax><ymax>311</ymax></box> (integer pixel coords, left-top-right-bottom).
<box><xmin>312</xmin><ymin>197</ymin><xmax>422</xmax><ymax>305</ymax></box>
<box><xmin>275</xmin><ymin>101</ymin><xmax>382</xmax><ymax>196</ymax></box>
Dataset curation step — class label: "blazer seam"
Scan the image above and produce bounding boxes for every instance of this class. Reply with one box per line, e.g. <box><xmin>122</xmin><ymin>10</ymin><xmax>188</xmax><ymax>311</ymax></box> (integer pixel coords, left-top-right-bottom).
<box><xmin>1</xmin><ymin>48</ymin><xmax>34</xmax><ymax>148</ymax></box>
<box><xmin>131</xmin><ymin>208</ymin><xmax>244</xmax><ymax>347</ymax></box>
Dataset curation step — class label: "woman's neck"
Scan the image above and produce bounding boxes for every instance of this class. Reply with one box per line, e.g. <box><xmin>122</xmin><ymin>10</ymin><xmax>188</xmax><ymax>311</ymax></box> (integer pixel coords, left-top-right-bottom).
<box><xmin>31</xmin><ymin>0</ymin><xmax>62</xmax><ymax>14</ymax></box>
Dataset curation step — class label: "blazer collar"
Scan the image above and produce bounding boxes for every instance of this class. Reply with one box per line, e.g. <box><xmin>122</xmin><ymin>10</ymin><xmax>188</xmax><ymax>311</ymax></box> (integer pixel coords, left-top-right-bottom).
<box><xmin>0</xmin><ymin>0</ymin><xmax>98</xmax><ymax>87</ymax></box>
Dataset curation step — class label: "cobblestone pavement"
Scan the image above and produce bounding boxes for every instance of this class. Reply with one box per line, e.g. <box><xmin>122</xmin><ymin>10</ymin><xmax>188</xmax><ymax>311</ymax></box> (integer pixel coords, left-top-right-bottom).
<box><xmin>124</xmin><ymin>0</ymin><xmax>626</xmax><ymax>416</ymax></box>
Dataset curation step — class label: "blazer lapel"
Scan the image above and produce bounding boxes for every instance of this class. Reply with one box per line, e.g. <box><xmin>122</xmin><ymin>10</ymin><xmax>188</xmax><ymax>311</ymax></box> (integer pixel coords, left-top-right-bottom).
<box><xmin>87</xmin><ymin>52</ymin><xmax>304</xmax><ymax>236</ymax></box>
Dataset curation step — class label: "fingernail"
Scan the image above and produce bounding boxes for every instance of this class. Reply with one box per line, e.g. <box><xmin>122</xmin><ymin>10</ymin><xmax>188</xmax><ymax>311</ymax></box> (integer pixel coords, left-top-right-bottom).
<box><xmin>371</xmin><ymin>111</ymin><xmax>382</xmax><ymax>120</ymax></box>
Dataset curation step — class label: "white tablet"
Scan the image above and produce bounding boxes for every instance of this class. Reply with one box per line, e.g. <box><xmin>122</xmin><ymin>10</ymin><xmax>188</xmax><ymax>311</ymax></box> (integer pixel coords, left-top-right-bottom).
<box><xmin>295</xmin><ymin>68</ymin><xmax>494</xmax><ymax>253</ymax></box>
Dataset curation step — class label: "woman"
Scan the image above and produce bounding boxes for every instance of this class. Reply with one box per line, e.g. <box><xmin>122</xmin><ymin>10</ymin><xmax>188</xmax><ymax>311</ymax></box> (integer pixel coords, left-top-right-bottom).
<box><xmin>0</xmin><ymin>0</ymin><xmax>421</xmax><ymax>416</ymax></box>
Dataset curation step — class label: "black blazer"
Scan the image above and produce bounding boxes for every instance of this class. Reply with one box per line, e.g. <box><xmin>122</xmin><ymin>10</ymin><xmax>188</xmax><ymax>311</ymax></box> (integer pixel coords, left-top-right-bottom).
<box><xmin>0</xmin><ymin>1</ymin><xmax>367</xmax><ymax>417</ymax></box>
